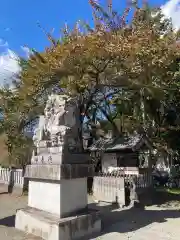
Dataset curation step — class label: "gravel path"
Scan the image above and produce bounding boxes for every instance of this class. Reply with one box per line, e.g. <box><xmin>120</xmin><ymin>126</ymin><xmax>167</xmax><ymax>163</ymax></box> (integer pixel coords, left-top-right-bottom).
<box><xmin>0</xmin><ymin>187</ymin><xmax>41</xmax><ymax>240</ymax></box>
<box><xmin>0</xmin><ymin>187</ymin><xmax>180</xmax><ymax>240</ymax></box>
<box><xmin>92</xmin><ymin>205</ymin><xmax>180</xmax><ymax>240</ymax></box>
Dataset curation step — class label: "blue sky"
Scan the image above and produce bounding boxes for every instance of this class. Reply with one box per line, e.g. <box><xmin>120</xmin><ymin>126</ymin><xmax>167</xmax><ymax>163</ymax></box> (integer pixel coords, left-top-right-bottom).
<box><xmin>0</xmin><ymin>0</ymin><xmax>179</xmax><ymax>86</ymax></box>
<box><xmin>0</xmin><ymin>0</ymin><xmax>168</xmax><ymax>54</ymax></box>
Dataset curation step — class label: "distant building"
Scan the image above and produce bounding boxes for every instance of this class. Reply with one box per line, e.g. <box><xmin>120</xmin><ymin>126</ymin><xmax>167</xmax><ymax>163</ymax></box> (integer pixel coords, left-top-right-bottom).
<box><xmin>89</xmin><ymin>134</ymin><xmax>153</xmax><ymax>174</ymax></box>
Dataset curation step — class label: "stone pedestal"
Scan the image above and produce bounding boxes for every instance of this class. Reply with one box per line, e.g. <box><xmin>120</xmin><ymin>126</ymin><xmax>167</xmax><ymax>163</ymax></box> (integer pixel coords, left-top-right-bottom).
<box><xmin>15</xmin><ymin>93</ymin><xmax>101</xmax><ymax>239</ymax></box>
<box><xmin>15</xmin><ymin>164</ymin><xmax>101</xmax><ymax>240</ymax></box>
<box><xmin>16</xmin><ymin>206</ymin><xmax>101</xmax><ymax>240</ymax></box>
<box><xmin>28</xmin><ymin>178</ymin><xmax>87</xmax><ymax>218</ymax></box>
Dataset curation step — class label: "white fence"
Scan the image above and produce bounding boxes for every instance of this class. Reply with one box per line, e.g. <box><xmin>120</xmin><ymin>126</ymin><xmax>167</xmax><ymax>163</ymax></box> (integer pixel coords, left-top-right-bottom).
<box><xmin>11</xmin><ymin>169</ymin><xmax>25</xmax><ymax>187</ymax></box>
<box><xmin>93</xmin><ymin>175</ymin><xmax>125</xmax><ymax>205</ymax></box>
<box><xmin>0</xmin><ymin>167</ymin><xmax>10</xmax><ymax>184</ymax></box>
<box><xmin>93</xmin><ymin>172</ymin><xmax>152</xmax><ymax>206</ymax></box>
<box><xmin>0</xmin><ymin>167</ymin><xmax>27</xmax><ymax>193</ymax></box>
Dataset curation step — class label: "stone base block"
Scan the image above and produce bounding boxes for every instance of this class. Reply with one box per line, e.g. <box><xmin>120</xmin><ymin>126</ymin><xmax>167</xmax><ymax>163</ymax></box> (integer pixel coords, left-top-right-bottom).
<box><xmin>15</xmin><ymin>207</ymin><xmax>101</xmax><ymax>240</ymax></box>
<box><xmin>28</xmin><ymin>179</ymin><xmax>88</xmax><ymax>217</ymax></box>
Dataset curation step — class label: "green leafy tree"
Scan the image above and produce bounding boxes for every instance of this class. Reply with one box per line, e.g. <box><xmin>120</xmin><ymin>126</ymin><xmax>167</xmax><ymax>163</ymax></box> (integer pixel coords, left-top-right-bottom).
<box><xmin>0</xmin><ymin>87</ymin><xmax>34</xmax><ymax>167</ymax></box>
<box><xmin>7</xmin><ymin>1</ymin><xmax>180</xmax><ymax>160</ymax></box>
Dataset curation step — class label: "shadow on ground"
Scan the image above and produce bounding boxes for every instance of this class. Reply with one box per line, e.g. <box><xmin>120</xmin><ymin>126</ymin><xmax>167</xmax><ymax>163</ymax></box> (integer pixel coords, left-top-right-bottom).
<box><xmin>139</xmin><ymin>188</ymin><xmax>180</xmax><ymax>207</ymax></box>
<box><xmin>84</xmin><ymin>204</ymin><xmax>180</xmax><ymax>239</ymax></box>
<box><xmin>0</xmin><ymin>215</ymin><xmax>15</xmax><ymax>227</ymax></box>
<box><xmin>84</xmin><ymin>189</ymin><xmax>180</xmax><ymax>239</ymax></box>
<box><xmin>0</xmin><ymin>189</ymin><xmax>180</xmax><ymax>239</ymax></box>
<box><xmin>0</xmin><ymin>192</ymin><xmax>9</xmax><ymax>195</ymax></box>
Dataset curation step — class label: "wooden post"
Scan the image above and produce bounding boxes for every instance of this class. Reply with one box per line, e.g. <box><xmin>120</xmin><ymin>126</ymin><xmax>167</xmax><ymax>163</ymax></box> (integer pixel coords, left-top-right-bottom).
<box><xmin>148</xmin><ymin>150</ymin><xmax>153</xmax><ymax>174</ymax></box>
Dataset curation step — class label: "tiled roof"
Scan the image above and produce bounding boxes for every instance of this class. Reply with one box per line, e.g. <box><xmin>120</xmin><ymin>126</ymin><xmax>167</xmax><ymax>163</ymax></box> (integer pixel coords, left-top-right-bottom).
<box><xmin>89</xmin><ymin>134</ymin><xmax>144</xmax><ymax>152</ymax></box>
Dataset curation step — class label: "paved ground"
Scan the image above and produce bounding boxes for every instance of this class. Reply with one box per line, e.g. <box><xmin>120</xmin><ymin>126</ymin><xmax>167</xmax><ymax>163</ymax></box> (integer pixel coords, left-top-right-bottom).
<box><xmin>0</xmin><ymin>191</ymin><xmax>41</xmax><ymax>239</ymax></box>
<box><xmin>90</xmin><ymin>204</ymin><xmax>180</xmax><ymax>240</ymax></box>
<box><xmin>0</xmin><ymin>187</ymin><xmax>180</xmax><ymax>239</ymax></box>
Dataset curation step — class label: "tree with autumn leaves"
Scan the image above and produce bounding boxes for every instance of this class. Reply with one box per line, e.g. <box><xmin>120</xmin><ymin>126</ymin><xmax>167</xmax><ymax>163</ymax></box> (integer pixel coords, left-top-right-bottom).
<box><xmin>1</xmin><ymin>0</ymin><xmax>180</xmax><ymax>166</ymax></box>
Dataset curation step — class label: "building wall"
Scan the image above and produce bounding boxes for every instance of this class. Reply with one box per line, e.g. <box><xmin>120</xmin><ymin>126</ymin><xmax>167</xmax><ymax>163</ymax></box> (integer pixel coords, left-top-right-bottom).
<box><xmin>101</xmin><ymin>151</ymin><xmax>139</xmax><ymax>173</ymax></box>
<box><xmin>101</xmin><ymin>153</ymin><xmax>117</xmax><ymax>172</ymax></box>
<box><xmin>117</xmin><ymin>152</ymin><xmax>139</xmax><ymax>167</ymax></box>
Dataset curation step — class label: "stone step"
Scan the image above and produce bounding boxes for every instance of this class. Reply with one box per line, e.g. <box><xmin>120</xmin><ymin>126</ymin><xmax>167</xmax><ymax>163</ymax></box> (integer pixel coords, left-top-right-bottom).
<box><xmin>16</xmin><ymin>206</ymin><xmax>101</xmax><ymax>240</ymax></box>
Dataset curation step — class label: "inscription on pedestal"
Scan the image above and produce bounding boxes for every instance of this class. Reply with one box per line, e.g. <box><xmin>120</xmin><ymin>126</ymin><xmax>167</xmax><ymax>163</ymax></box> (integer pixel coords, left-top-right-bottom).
<box><xmin>25</xmin><ymin>164</ymin><xmax>94</xmax><ymax>180</ymax></box>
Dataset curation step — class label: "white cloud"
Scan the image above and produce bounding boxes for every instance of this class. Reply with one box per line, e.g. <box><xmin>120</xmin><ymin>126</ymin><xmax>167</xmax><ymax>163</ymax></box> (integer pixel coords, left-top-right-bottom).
<box><xmin>21</xmin><ymin>46</ymin><xmax>32</xmax><ymax>58</ymax></box>
<box><xmin>0</xmin><ymin>48</ymin><xmax>21</xmax><ymax>87</ymax></box>
<box><xmin>0</xmin><ymin>38</ymin><xmax>8</xmax><ymax>47</ymax></box>
<box><xmin>161</xmin><ymin>0</ymin><xmax>180</xmax><ymax>30</ymax></box>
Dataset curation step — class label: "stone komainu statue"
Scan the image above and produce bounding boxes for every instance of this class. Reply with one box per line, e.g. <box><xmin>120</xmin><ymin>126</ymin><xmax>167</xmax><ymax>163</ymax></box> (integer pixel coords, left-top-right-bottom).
<box><xmin>33</xmin><ymin>94</ymin><xmax>81</xmax><ymax>151</ymax></box>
